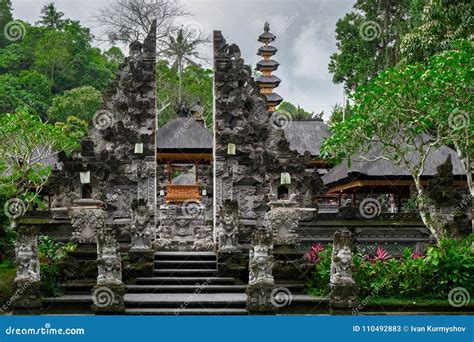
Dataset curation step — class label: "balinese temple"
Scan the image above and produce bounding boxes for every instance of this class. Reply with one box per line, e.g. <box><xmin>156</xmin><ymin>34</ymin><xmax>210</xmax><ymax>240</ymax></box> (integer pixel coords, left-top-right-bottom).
<box><xmin>255</xmin><ymin>22</ymin><xmax>283</xmax><ymax>112</ymax></box>
<box><xmin>155</xmin><ymin>106</ymin><xmax>214</xmax><ymax>250</ymax></box>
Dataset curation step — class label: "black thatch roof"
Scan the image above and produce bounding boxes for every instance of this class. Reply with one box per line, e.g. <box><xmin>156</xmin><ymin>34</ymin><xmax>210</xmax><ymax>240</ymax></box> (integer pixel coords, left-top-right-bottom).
<box><xmin>283</xmin><ymin>120</ymin><xmax>330</xmax><ymax>157</ymax></box>
<box><xmin>322</xmin><ymin>142</ymin><xmax>466</xmax><ymax>187</ymax></box>
<box><xmin>157</xmin><ymin>117</ymin><xmax>212</xmax><ymax>152</ymax></box>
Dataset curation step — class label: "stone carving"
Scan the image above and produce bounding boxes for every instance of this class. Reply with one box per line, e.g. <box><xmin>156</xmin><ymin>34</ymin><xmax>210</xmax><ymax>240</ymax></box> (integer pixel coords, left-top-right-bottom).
<box><xmin>249</xmin><ymin>228</ymin><xmax>274</xmax><ymax>285</ymax></box>
<box><xmin>329</xmin><ymin>229</ymin><xmax>359</xmax><ymax>308</ymax></box>
<box><xmin>192</xmin><ymin>225</ymin><xmax>214</xmax><ymax>251</ymax></box>
<box><xmin>217</xmin><ymin>200</ymin><xmax>240</xmax><ymax>251</ymax></box>
<box><xmin>97</xmin><ymin>225</ymin><xmax>122</xmax><ymax>285</ymax></box>
<box><xmin>130</xmin><ymin>198</ymin><xmax>152</xmax><ymax>251</ymax></box>
<box><xmin>246</xmin><ymin>228</ymin><xmax>275</xmax><ymax>312</ymax></box>
<box><xmin>265</xmin><ymin>199</ymin><xmax>300</xmax><ymax>246</ymax></box>
<box><xmin>11</xmin><ymin>224</ymin><xmax>42</xmax><ymax>311</ymax></box>
<box><xmin>70</xmin><ymin>200</ymin><xmax>107</xmax><ymax>243</ymax></box>
<box><xmin>14</xmin><ymin>226</ymin><xmax>40</xmax><ymax>283</ymax></box>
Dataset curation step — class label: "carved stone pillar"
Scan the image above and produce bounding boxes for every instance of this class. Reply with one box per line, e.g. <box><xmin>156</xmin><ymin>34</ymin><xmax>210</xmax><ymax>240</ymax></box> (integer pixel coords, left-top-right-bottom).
<box><xmin>128</xmin><ymin>198</ymin><xmax>154</xmax><ymax>277</ymax></box>
<box><xmin>92</xmin><ymin>224</ymin><xmax>125</xmax><ymax>313</ymax></box>
<box><xmin>246</xmin><ymin>228</ymin><xmax>275</xmax><ymax>313</ymax></box>
<box><xmin>217</xmin><ymin>200</ymin><xmax>244</xmax><ymax>276</ymax></box>
<box><xmin>329</xmin><ymin>229</ymin><xmax>359</xmax><ymax>308</ymax></box>
<box><xmin>12</xmin><ymin>225</ymin><xmax>42</xmax><ymax>312</ymax></box>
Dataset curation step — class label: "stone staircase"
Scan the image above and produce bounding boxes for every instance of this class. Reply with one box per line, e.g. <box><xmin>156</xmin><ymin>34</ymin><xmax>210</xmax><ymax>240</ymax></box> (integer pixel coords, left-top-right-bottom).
<box><xmin>123</xmin><ymin>251</ymin><xmax>249</xmax><ymax>315</ymax></box>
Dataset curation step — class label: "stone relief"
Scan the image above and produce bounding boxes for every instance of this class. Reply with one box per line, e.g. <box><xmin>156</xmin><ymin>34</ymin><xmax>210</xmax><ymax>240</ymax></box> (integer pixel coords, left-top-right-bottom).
<box><xmin>248</xmin><ymin>228</ymin><xmax>274</xmax><ymax>286</ymax></box>
<box><xmin>14</xmin><ymin>226</ymin><xmax>40</xmax><ymax>283</ymax></box>
<box><xmin>69</xmin><ymin>201</ymin><xmax>108</xmax><ymax>243</ymax></box>
<box><xmin>217</xmin><ymin>200</ymin><xmax>240</xmax><ymax>252</ymax></box>
<box><xmin>97</xmin><ymin>225</ymin><xmax>122</xmax><ymax>285</ymax></box>
<box><xmin>130</xmin><ymin>198</ymin><xmax>153</xmax><ymax>251</ymax></box>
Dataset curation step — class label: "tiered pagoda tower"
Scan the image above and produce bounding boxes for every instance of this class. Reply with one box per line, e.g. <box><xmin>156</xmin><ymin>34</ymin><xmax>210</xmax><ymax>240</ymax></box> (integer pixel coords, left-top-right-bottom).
<box><xmin>255</xmin><ymin>22</ymin><xmax>283</xmax><ymax>112</ymax></box>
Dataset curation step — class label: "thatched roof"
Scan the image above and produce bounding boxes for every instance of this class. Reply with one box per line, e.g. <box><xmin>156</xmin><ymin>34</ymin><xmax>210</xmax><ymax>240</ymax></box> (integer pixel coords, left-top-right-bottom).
<box><xmin>322</xmin><ymin>142</ymin><xmax>466</xmax><ymax>187</ymax></box>
<box><xmin>283</xmin><ymin>120</ymin><xmax>330</xmax><ymax>157</ymax></box>
<box><xmin>157</xmin><ymin>117</ymin><xmax>212</xmax><ymax>152</ymax></box>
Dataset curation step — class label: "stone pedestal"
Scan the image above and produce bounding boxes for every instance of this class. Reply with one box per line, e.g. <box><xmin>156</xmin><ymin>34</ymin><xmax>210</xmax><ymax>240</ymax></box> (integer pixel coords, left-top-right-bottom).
<box><xmin>330</xmin><ymin>283</ymin><xmax>359</xmax><ymax>308</ymax></box>
<box><xmin>11</xmin><ymin>280</ymin><xmax>42</xmax><ymax>314</ymax></box>
<box><xmin>128</xmin><ymin>249</ymin><xmax>154</xmax><ymax>277</ymax></box>
<box><xmin>91</xmin><ymin>284</ymin><xmax>125</xmax><ymax>313</ymax></box>
<box><xmin>246</xmin><ymin>283</ymin><xmax>275</xmax><ymax>313</ymax></box>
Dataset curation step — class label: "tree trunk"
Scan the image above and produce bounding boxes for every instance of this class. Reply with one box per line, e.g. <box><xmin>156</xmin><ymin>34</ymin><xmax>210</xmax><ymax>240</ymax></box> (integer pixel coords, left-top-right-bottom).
<box><xmin>413</xmin><ymin>179</ymin><xmax>443</xmax><ymax>246</ymax></box>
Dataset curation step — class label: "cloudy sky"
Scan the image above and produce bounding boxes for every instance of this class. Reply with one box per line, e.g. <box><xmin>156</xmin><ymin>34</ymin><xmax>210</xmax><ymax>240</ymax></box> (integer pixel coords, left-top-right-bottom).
<box><xmin>12</xmin><ymin>0</ymin><xmax>355</xmax><ymax>120</ymax></box>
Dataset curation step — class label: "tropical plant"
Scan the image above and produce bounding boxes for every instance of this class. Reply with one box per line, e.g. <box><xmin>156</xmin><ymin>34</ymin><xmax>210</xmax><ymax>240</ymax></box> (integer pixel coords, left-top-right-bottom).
<box><xmin>38</xmin><ymin>236</ymin><xmax>76</xmax><ymax>297</ymax></box>
<box><xmin>162</xmin><ymin>27</ymin><xmax>209</xmax><ymax>103</ymax></box>
<box><xmin>37</xmin><ymin>3</ymin><xmax>65</xmax><ymax>29</ymax></box>
<box><xmin>305</xmin><ymin>243</ymin><xmax>325</xmax><ymax>264</ymax></box>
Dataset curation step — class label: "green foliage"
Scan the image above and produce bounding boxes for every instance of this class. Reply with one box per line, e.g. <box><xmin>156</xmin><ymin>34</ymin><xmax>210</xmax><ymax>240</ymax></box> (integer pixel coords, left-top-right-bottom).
<box><xmin>0</xmin><ymin>109</ymin><xmax>81</xmax><ymax>212</ymax></box>
<box><xmin>306</xmin><ymin>245</ymin><xmax>332</xmax><ymax>296</ymax></box>
<box><xmin>37</xmin><ymin>3</ymin><xmax>65</xmax><ymax>30</ymax></box>
<box><xmin>400</xmin><ymin>0</ymin><xmax>474</xmax><ymax>64</ymax></box>
<box><xmin>307</xmin><ymin>236</ymin><xmax>474</xmax><ymax>300</ymax></box>
<box><xmin>47</xmin><ymin>86</ymin><xmax>102</xmax><ymax>123</ymax></box>
<box><xmin>0</xmin><ymin>261</ymin><xmax>16</xmax><ymax>307</ymax></box>
<box><xmin>156</xmin><ymin>60</ymin><xmax>213</xmax><ymax>128</ymax></box>
<box><xmin>327</xmin><ymin>103</ymin><xmax>353</xmax><ymax>127</ymax></box>
<box><xmin>0</xmin><ymin>70</ymin><xmax>52</xmax><ymax>115</ymax></box>
<box><xmin>276</xmin><ymin>101</ymin><xmax>313</xmax><ymax>120</ymax></box>
<box><xmin>0</xmin><ymin>0</ymin><xmax>14</xmax><ymax>48</ymax></box>
<box><xmin>38</xmin><ymin>236</ymin><xmax>76</xmax><ymax>297</ymax></box>
<box><xmin>328</xmin><ymin>0</ymin><xmax>412</xmax><ymax>92</ymax></box>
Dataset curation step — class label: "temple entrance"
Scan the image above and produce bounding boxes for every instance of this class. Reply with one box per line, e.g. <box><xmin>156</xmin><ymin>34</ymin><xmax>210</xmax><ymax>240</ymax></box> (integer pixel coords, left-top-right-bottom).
<box><xmin>155</xmin><ymin>111</ymin><xmax>214</xmax><ymax>251</ymax></box>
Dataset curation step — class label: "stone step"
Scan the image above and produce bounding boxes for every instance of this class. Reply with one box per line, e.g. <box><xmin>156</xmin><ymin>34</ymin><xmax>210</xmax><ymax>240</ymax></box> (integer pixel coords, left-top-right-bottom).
<box><xmin>126</xmin><ymin>284</ymin><xmax>246</xmax><ymax>293</ymax></box>
<box><xmin>125</xmin><ymin>308</ymin><xmax>248</xmax><ymax>315</ymax></box>
<box><xmin>154</xmin><ymin>269</ymin><xmax>217</xmax><ymax>277</ymax></box>
<box><xmin>154</xmin><ymin>252</ymin><xmax>216</xmax><ymax>261</ymax></box>
<box><xmin>154</xmin><ymin>260</ymin><xmax>217</xmax><ymax>269</ymax></box>
<box><xmin>135</xmin><ymin>277</ymin><xmax>236</xmax><ymax>285</ymax></box>
<box><xmin>42</xmin><ymin>295</ymin><xmax>93</xmax><ymax>314</ymax></box>
<box><xmin>124</xmin><ymin>293</ymin><xmax>246</xmax><ymax>309</ymax></box>
<box><xmin>276</xmin><ymin>295</ymin><xmax>330</xmax><ymax>314</ymax></box>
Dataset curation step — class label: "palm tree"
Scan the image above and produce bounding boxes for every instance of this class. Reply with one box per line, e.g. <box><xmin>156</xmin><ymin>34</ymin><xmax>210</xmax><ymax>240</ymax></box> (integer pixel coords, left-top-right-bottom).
<box><xmin>37</xmin><ymin>3</ymin><xmax>64</xmax><ymax>29</ymax></box>
<box><xmin>162</xmin><ymin>27</ymin><xmax>209</xmax><ymax>103</ymax></box>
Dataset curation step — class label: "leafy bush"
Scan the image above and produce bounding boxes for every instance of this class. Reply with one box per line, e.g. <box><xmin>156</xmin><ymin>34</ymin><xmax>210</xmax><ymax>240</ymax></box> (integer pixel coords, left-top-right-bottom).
<box><xmin>38</xmin><ymin>236</ymin><xmax>76</xmax><ymax>297</ymax></box>
<box><xmin>307</xmin><ymin>235</ymin><xmax>474</xmax><ymax>299</ymax></box>
<box><xmin>306</xmin><ymin>244</ymin><xmax>332</xmax><ymax>296</ymax></box>
<box><xmin>0</xmin><ymin>260</ymin><xmax>16</xmax><ymax>307</ymax></box>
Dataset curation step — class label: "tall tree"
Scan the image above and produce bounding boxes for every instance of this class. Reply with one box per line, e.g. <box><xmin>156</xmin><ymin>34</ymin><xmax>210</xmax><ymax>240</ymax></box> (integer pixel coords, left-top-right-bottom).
<box><xmin>322</xmin><ymin>44</ymin><xmax>473</xmax><ymax>244</ymax></box>
<box><xmin>400</xmin><ymin>0</ymin><xmax>474</xmax><ymax>63</ymax></box>
<box><xmin>94</xmin><ymin>0</ymin><xmax>189</xmax><ymax>50</ymax></box>
<box><xmin>162</xmin><ymin>27</ymin><xmax>208</xmax><ymax>103</ymax></box>
<box><xmin>328</xmin><ymin>0</ymin><xmax>412</xmax><ymax>93</ymax></box>
<box><xmin>0</xmin><ymin>0</ymin><xmax>14</xmax><ymax>48</ymax></box>
<box><xmin>37</xmin><ymin>2</ymin><xmax>65</xmax><ymax>29</ymax></box>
